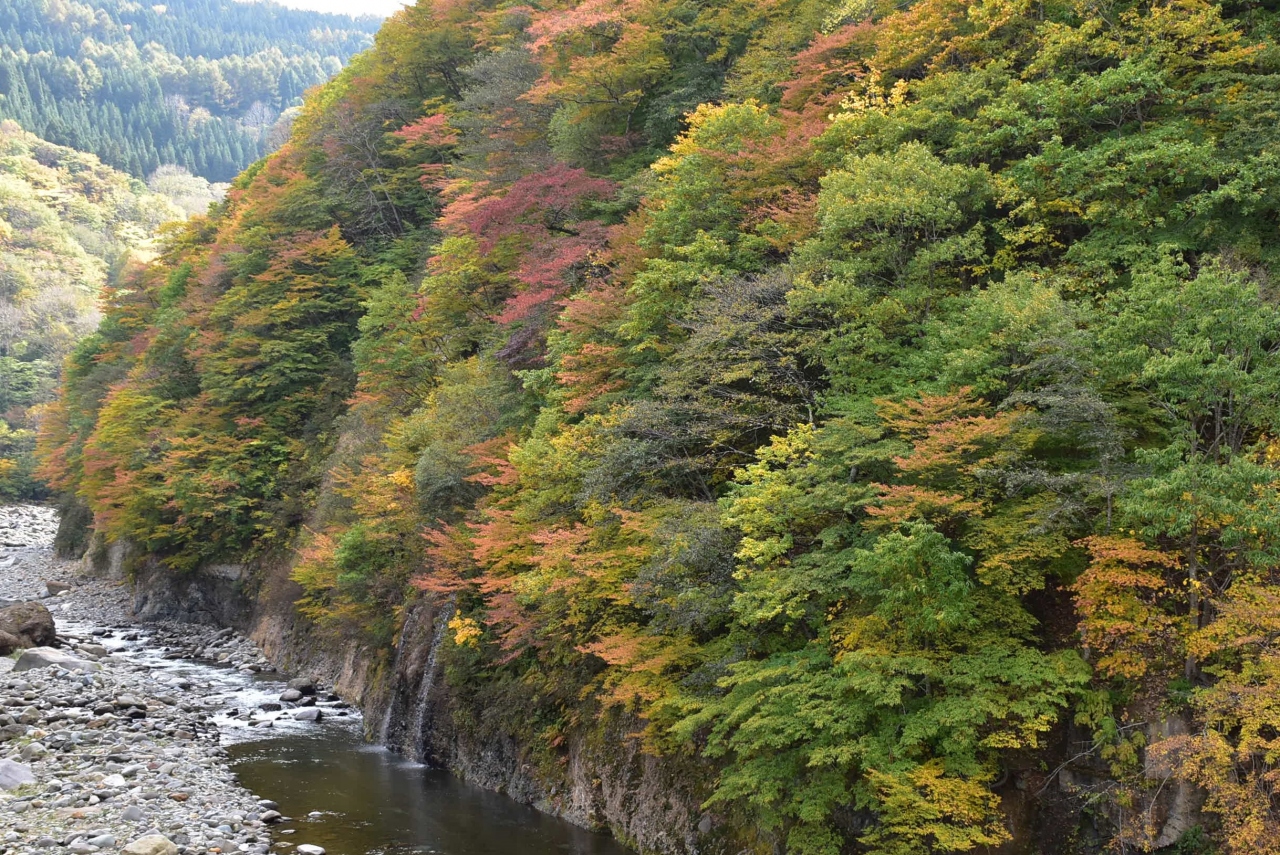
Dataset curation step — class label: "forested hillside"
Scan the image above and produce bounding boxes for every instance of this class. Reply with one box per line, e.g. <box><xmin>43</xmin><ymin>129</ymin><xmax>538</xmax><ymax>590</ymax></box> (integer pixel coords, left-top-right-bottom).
<box><xmin>0</xmin><ymin>120</ymin><xmax>182</xmax><ymax>498</ymax></box>
<box><xmin>38</xmin><ymin>0</ymin><xmax>1280</xmax><ymax>852</ymax></box>
<box><xmin>0</xmin><ymin>0</ymin><xmax>379</xmax><ymax>180</ymax></box>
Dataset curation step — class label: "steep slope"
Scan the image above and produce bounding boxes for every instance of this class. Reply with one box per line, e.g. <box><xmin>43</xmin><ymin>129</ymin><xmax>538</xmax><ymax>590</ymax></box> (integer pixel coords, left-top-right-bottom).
<box><xmin>0</xmin><ymin>0</ymin><xmax>379</xmax><ymax>180</ymax></box>
<box><xmin>0</xmin><ymin>120</ymin><xmax>183</xmax><ymax>499</ymax></box>
<box><xmin>38</xmin><ymin>0</ymin><xmax>1280</xmax><ymax>853</ymax></box>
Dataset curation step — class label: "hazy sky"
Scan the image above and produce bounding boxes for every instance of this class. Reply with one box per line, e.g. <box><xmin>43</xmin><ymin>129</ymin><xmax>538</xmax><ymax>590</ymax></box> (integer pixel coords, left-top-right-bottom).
<box><xmin>249</xmin><ymin>0</ymin><xmax>407</xmax><ymax>18</ymax></box>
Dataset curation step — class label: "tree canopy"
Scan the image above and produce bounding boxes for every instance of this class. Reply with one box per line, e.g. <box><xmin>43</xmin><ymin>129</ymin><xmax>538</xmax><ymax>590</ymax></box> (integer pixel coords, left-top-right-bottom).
<box><xmin>38</xmin><ymin>0</ymin><xmax>1280</xmax><ymax>852</ymax></box>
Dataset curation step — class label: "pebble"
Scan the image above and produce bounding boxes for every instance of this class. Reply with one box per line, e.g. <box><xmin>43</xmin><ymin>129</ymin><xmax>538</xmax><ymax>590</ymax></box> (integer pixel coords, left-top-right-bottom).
<box><xmin>121</xmin><ymin>835</ymin><xmax>178</xmax><ymax>855</ymax></box>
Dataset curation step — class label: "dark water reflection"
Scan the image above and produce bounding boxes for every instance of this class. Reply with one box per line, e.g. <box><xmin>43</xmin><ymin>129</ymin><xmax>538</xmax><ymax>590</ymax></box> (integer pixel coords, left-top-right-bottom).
<box><xmin>228</xmin><ymin>730</ymin><xmax>633</xmax><ymax>855</ymax></box>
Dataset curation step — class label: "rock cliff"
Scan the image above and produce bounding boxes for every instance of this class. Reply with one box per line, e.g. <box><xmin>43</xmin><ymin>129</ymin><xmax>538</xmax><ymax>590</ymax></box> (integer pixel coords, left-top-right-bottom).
<box><xmin>72</xmin><ymin>520</ymin><xmax>729</xmax><ymax>854</ymax></box>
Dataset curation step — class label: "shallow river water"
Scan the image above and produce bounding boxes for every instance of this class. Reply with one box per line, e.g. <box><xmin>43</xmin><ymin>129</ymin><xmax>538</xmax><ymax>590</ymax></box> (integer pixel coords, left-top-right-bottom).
<box><xmin>56</xmin><ymin>619</ymin><xmax>631</xmax><ymax>855</ymax></box>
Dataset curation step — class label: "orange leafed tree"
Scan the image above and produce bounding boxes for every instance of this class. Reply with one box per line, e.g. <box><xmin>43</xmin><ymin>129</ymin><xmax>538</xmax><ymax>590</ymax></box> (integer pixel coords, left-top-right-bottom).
<box><xmin>1072</xmin><ymin>535</ymin><xmax>1180</xmax><ymax>680</ymax></box>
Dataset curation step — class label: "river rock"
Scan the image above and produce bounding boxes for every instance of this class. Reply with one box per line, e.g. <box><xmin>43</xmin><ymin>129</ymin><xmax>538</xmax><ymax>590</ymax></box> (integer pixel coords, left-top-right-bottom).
<box><xmin>0</xmin><ymin>758</ymin><xmax>36</xmax><ymax>790</ymax></box>
<box><xmin>13</xmin><ymin>646</ymin><xmax>102</xmax><ymax>672</ymax></box>
<box><xmin>297</xmin><ymin>846</ymin><xmax>325</xmax><ymax>855</ymax></box>
<box><xmin>45</xmin><ymin>580</ymin><xmax>72</xmax><ymax>596</ymax></box>
<box><xmin>0</xmin><ymin>599</ymin><xmax>56</xmax><ymax>647</ymax></box>
<box><xmin>122</xmin><ymin>835</ymin><xmax>178</xmax><ymax>855</ymax></box>
<box><xmin>286</xmin><ymin>676</ymin><xmax>317</xmax><ymax>695</ymax></box>
<box><xmin>279</xmin><ymin>688</ymin><xmax>303</xmax><ymax>702</ymax></box>
<box><xmin>291</xmin><ymin>707</ymin><xmax>322</xmax><ymax>721</ymax></box>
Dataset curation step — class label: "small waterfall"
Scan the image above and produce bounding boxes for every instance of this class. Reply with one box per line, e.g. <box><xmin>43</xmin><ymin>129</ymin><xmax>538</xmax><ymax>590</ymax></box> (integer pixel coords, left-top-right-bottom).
<box><xmin>377</xmin><ymin>601</ymin><xmax>426</xmax><ymax>745</ymax></box>
<box><xmin>407</xmin><ymin>600</ymin><xmax>454</xmax><ymax>761</ymax></box>
<box><xmin>376</xmin><ymin>595</ymin><xmax>456</xmax><ymax>761</ymax></box>
<box><xmin>376</xmin><ymin>691</ymin><xmax>395</xmax><ymax>746</ymax></box>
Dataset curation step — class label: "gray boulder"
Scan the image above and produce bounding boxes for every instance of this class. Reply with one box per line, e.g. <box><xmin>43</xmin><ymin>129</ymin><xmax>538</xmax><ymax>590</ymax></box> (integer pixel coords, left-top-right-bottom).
<box><xmin>0</xmin><ymin>759</ymin><xmax>36</xmax><ymax>790</ymax></box>
<box><xmin>287</xmin><ymin>676</ymin><xmax>317</xmax><ymax>695</ymax></box>
<box><xmin>13</xmin><ymin>646</ymin><xmax>101</xmax><ymax>673</ymax></box>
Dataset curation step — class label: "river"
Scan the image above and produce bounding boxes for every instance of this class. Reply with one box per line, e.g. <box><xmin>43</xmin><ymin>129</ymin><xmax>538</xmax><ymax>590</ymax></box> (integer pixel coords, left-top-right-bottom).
<box><xmin>93</xmin><ymin>621</ymin><xmax>632</xmax><ymax>855</ymax></box>
<box><xmin>229</xmin><ymin>731</ymin><xmax>630</xmax><ymax>855</ymax></box>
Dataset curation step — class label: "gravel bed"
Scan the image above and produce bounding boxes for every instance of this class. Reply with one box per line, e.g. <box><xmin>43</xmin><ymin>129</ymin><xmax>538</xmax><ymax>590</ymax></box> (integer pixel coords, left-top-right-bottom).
<box><xmin>0</xmin><ymin>506</ymin><xmax>338</xmax><ymax>855</ymax></box>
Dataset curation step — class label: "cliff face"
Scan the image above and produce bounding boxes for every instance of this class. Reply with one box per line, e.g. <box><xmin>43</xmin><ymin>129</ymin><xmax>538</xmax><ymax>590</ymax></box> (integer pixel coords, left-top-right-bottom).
<box><xmin>82</xmin><ymin>528</ymin><xmax>381</xmax><ymax>710</ymax></box>
<box><xmin>76</xmin><ymin>523</ymin><xmax>729</xmax><ymax>854</ymax></box>
<box><xmin>378</xmin><ymin>596</ymin><xmax>730</xmax><ymax>854</ymax></box>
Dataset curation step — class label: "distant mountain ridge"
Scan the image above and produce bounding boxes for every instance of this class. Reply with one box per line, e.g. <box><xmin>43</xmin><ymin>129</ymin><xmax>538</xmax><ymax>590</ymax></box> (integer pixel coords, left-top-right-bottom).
<box><xmin>0</xmin><ymin>0</ymin><xmax>379</xmax><ymax>180</ymax></box>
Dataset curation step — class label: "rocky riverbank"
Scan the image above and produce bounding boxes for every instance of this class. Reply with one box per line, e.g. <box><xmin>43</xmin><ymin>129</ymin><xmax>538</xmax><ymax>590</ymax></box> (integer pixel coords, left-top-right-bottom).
<box><xmin>0</xmin><ymin>506</ymin><xmax>344</xmax><ymax>855</ymax></box>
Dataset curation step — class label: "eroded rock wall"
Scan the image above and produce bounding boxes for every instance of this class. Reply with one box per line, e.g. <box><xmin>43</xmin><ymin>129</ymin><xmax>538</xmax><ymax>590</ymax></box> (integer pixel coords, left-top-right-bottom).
<box><xmin>374</xmin><ymin>595</ymin><xmax>733</xmax><ymax>855</ymax></box>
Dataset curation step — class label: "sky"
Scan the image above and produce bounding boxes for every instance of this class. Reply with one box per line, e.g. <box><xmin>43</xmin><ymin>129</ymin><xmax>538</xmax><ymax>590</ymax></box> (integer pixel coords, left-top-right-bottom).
<box><xmin>250</xmin><ymin>0</ymin><xmax>408</xmax><ymax>18</ymax></box>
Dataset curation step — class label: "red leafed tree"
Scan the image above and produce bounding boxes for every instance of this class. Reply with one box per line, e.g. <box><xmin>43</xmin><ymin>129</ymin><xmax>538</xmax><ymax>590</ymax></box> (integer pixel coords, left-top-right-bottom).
<box><xmin>458</xmin><ymin>164</ymin><xmax>614</xmax><ymax>251</ymax></box>
<box><xmin>779</xmin><ymin>23</ymin><xmax>872</xmax><ymax>116</ymax></box>
<box><xmin>441</xmin><ymin>164</ymin><xmax>615</xmax><ymax>324</ymax></box>
<box><xmin>865</xmin><ymin>391</ymin><xmax>1019</xmax><ymax>535</ymax></box>
<box><xmin>392</xmin><ymin>113</ymin><xmax>459</xmax><ymax>147</ymax></box>
<box><xmin>526</xmin><ymin>0</ymin><xmax>633</xmax><ymax>52</ymax></box>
